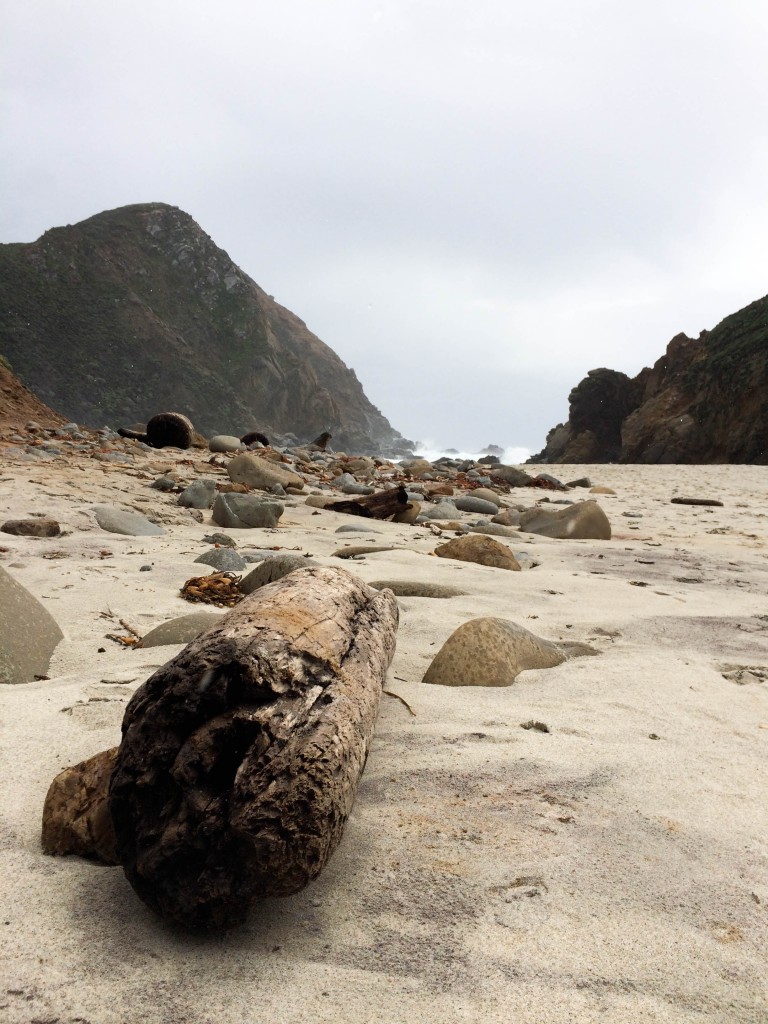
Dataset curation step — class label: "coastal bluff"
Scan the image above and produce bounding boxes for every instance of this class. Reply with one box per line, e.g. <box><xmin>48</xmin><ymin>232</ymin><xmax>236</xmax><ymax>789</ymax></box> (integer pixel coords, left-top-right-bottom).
<box><xmin>530</xmin><ymin>293</ymin><xmax>768</xmax><ymax>464</ymax></box>
<box><xmin>0</xmin><ymin>203</ymin><xmax>412</xmax><ymax>455</ymax></box>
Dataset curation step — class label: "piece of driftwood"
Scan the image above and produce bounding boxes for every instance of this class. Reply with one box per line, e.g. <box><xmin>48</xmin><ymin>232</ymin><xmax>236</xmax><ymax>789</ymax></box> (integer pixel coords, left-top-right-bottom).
<box><xmin>117</xmin><ymin>412</ymin><xmax>194</xmax><ymax>449</ymax></box>
<box><xmin>41</xmin><ymin>747</ymin><xmax>120</xmax><ymax>864</ymax></box>
<box><xmin>326</xmin><ymin>485</ymin><xmax>410</xmax><ymax>520</ymax></box>
<box><xmin>109</xmin><ymin>565</ymin><xmax>398</xmax><ymax>931</ymax></box>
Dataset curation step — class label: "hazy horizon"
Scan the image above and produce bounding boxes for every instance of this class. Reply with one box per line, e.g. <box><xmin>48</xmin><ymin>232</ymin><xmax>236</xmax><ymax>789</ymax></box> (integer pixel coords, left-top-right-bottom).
<box><xmin>4</xmin><ymin>2</ymin><xmax>768</xmax><ymax>452</ymax></box>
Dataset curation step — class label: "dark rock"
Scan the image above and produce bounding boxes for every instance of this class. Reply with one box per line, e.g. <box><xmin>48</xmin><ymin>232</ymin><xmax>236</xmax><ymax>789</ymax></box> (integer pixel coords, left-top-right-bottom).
<box><xmin>670</xmin><ymin>496</ymin><xmax>724</xmax><ymax>506</ymax></box>
<box><xmin>490</xmin><ymin>466</ymin><xmax>535</xmax><ymax>487</ymax></box>
<box><xmin>1</xmin><ymin>518</ymin><xmax>60</xmax><ymax>537</ymax></box>
<box><xmin>240</xmin><ymin>431</ymin><xmax>270</xmax><ymax>447</ymax></box>
<box><xmin>151</xmin><ymin>474</ymin><xmax>177</xmax><ymax>491</ymax></box>
<box><xmin>202</xmin><ymin>532</ymin><xmax>237</xmax><ymax>547</ymax></box>
<box><xmin>118</xmin><ymin>412</ymin><xmax>195</xmax><ymax>449</ymax></box>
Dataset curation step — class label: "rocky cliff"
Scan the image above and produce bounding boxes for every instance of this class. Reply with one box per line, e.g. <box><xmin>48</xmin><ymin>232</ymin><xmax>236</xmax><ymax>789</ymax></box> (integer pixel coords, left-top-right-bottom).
<box><xmin>0</xmin><ymin>357</ymin><xmax>66</xmax><ymax>430</ymax></box>
<box><xmin>530</xmin><ymin>294</ymin><xmax>768</xmax><ymax>464</ymax></box>
<box><xmin>0</xmin><ymin>204</ymin><xmax>413</xmax><ymax>454</ymax></box>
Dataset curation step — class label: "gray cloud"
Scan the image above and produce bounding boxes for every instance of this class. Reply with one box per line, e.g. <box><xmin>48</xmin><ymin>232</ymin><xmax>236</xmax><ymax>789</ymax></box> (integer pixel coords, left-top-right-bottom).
<box><xmin>3</xmin><ymin>0</ymin><xmax>768</xmax><ymax>451</ymax></box>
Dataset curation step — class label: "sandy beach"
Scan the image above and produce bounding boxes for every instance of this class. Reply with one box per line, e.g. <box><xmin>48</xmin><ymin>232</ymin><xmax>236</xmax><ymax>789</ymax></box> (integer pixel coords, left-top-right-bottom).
<box><xmin>1</xmin><ymin>440</ymin><xmax>767</xmax><ymax>1023</ymax></box>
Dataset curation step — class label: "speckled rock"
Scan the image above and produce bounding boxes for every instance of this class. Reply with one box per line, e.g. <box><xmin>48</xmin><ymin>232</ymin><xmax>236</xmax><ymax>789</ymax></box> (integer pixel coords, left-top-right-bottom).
<box><xmin>1</xmin><ymin>518</ymin><xmax>60</xmax><ymax>537</ymax></box>
<box><xmin>211</xmin><ymin>493</ymin><xmax>284</xmax><ymax>529</ymax></box>
<box><xmin>177</xmin><ymin>478</ymin><xmax>217</xmax><ymax>509</ymax></box>
<box><xmin>422</xmin><ymin>617</ymin><xmax>597</xmax><ymax>687</ymax></box>
<box><xmin>434</xmin><ymin>534</ymin><xmax>521</xmax><ymax>570</ymax></box>
<box><xmin>227</xmin><ymin>452</ymin><xmax>304</xmax><ymax>492</ymax></box>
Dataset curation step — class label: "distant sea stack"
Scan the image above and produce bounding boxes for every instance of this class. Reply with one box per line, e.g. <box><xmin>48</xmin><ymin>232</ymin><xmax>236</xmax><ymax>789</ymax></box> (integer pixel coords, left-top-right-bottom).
<box><xmin>530</xmin><ymin>294</ymin><xmax>768</xmax><ymax>464</ymax></box>
<box><xmin>0</xmin><ymin>203</ymin><xmax>413</xmax><ymax>455</ymax></box>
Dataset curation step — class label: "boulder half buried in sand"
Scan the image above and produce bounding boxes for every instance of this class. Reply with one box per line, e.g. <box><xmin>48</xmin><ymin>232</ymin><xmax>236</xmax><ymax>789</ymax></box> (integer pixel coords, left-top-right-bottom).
<box><xmin>518</xmin><ymin>500</ymin><xmax>611</xmax><ymax>540</ymax></box>
<box><xmin>434</xmin><ymin>534</ymin><xmax>521</xmax><ymax>570</ymax></box>
<box><xmin>423</xmin><ymin>617</ymin><xmax>597</xmax><ymax>687</ymax></box>
<box><xmin>108</xmin><ymin>566</ymin><xmax>398</xmax><ymax>930</ymax></box>
<box><xmin>0</xmin><ymin>565</ymin><xmax>64</xmax><ymax>684</ymax></box>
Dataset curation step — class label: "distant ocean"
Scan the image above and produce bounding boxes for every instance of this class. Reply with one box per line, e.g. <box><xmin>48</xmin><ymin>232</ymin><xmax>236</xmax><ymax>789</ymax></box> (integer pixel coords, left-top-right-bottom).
<box><xmin>410</xmin><ymin>443</ymin><xmax>531</xmax><ymax>465</ymax></box>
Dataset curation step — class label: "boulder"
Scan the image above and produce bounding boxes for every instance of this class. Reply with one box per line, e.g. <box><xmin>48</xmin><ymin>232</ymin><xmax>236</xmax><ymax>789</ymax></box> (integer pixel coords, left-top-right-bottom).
<box><xmin>468</xmin><ymin>488</ymin><xmax>501</xmax><ymax>506</ymax></box>
<box><xmin>419</xmin><ymin>501</ymin><xmax>460</xmax><ymax>520</ymax></box>
<box><xmin>392</xmin><ymin>500</ymin><xmax>421</xmax><ymax>524</ymax></box>
<box><xmin>212</xmin><ymin>493</ymin><xmax>284</xmax><ymax>529</ymax></box>
<box><xmin>194</xmin><ymin>548</ymin><xmax>248</xmax><ymax>572</ymax></box>
<box><xmin>227</xmin><ymin>453</ymin><xmax>304</xmax><ymax>492</ymax></box>
<box><xmin>1</xmin><ymin>518</ymin><xmax>61</xmax><ymax>537</ymax></box>
<box><xmin>0</xmin><ymin>565</ymin><xmax>63</xmax><ymax>684</ymax></box>
<box><xmin>518</xmin><ymin>500</ymin><xmax>611</xmax><ymax>540</ymax></box>
<box><xmin>490</xmin><ymin>466</ymin><xmax>535</xmax><ymax>487</ymax></box>
<box><xmin>177</xmin><ymin>478</ymin><xmax>217</xmax><ymax>509</ymax></box>
<box><xmin>422</xmin><ymin>617</ymin><xmax>597</xmax><ymax>687</ymax></box>
<box><xmin>434</xmin><ymin>534</ymin><xmax>521</xmax><ymax>570</ymax></box>
<box><xmin>491</xmin><ymin>508</ymin><xmax>521</xmax><ymax>527</ymax></box>
<box><xmin>92</xmin><ymin>506</ymin><xmax>165</xmax><ymax>537</ymax></box>
<box><xmin>137</xmin><ymin>612</ymin><xmax>224</xmax><ymax>648</ymax></box>
<box><xmin>454</xmin><ymin>496</ymin><xmax>499</xmax><ymax>515</ymax></box>
<box><xmin>239</xmin><ymin>554</ymin><xmax>317</xmax><ymax>594</ymax></box>
<box><xmin>368</xmin><ymin>580</ymin><xmax>466</xmax><ymax>598</ymax></box>
<box><xmin>209</xmin><ymin>435</ymin><xmax>244</xmax><ymax>453</ymax></box>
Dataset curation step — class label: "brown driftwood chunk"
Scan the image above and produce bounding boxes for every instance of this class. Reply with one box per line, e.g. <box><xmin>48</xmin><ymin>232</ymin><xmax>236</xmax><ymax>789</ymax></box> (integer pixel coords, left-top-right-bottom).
<box><xmin>326</xmin><ymin>485</ymin><xmax>410</xmax><ymax>520</ymax></box>
<box><xmin>41</xmin><ymin>747</ymin><xmax>120</xmax><ymax>864</ymax></box>
<box><xmin>109</xmin><ymin>565</ymin><xmax>398</xmax><ymax>931</ymax></box>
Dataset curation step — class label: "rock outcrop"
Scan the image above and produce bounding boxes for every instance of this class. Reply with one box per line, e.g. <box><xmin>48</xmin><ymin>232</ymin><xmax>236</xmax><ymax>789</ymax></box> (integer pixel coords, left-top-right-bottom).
<box><xmin>0</xmin><ymin>204</ymin><xmax>413</xmax><ymax>455</ymax></box>
<box><xmin>0</xmin><ymin>356</ymin><xmax>66</xmax><ymax>430</ymax></box>
<box><xmin>530</xmin><ymin>295</ymin><xmax>768</xmax><ymax>464</ymax></box>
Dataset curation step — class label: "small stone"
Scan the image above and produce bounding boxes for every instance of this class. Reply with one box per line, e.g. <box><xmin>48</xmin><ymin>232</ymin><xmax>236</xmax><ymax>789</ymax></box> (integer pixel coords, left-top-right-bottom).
<box><xmin>670</xmin><ymin>496</ymin><xmax>724</xmax><ymax>507</ymax></box>
<box><xmin>566</xmin><ymin>477</ymin><xmax>591</xmax><ymax>488</ymax></box>
<box><xmin>368</xmin><ymin>580</ymin><xmax>466</xmax><ymax>598</ymax></box>
<box><xmin>589</xmin><ymin>486</ymin><xmax>616</xmax><ymax>495</ymax></box>
<box><xmin>151</xmin><ymin>474</ymin><xmax>177</xmax><ymax>491</ymax></box>
<box><xmin>202</xmin><ymin>532</ymin><xmax>237</xmax><ymax>548</ymax></box>
<box><xmin>468</xmin><ymin>488</ymin><xmax>501</xmax><ymax>506</ymax></box>
<box><xmin>139</xmin><ymin>564</ymin><xmax>153</xmax><ymax>572</ymax></box>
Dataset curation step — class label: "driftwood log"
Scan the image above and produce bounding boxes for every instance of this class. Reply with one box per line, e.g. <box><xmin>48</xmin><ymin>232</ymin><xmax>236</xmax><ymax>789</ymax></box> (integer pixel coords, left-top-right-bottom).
<box><xmin>109</xmin><ymin>565</ymin><xmax>398</xmax><ymax>931</ymax></box>
<box><xmin>326</xmin><ymin>485</ymin><xmax>410</xmax><ymax>520</ymax></box>
<box><xmin>117</xmin><ymin>412</ymin><xmax>195</xmax><ymax>449</ymax></box>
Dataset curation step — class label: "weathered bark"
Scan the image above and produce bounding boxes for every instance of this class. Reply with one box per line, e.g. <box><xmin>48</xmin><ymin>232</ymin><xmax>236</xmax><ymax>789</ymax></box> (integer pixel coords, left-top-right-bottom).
<box><xmin>118</xmin><ymin>412</ymin><xmax>194</xmax><ymax>449</ymax></box>
<box><xmin>109</xmin><ymin>566</ymin><xmax>398</xmax><ymax>931</ymax></box>
<box><xmin>327</xmin><ymin>485</ymin><xmax>410</xmax><ymax>519</ymax></box>
<box><xmin>41</xmin><ymin>747</ymin><xmax>119</xmax><ymax>864</ymax></box>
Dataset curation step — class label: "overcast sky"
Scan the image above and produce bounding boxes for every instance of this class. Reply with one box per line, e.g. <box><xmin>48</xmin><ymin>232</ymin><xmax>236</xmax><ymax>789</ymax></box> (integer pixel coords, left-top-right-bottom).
<box><xmin>3</xmin><ymin>1</ymin><xmax>768</xmax><ymax>452</ymax></box>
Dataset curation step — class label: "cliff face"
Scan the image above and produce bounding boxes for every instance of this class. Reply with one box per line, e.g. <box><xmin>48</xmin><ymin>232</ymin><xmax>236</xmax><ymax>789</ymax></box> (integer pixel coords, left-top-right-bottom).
<box><xmin>530</xmin><ymin>295</ymin><xmax>768</xmax><ymax>464</ymax></box>
<box><xmin>0</xmin><ymin>204</ymin><xmax>412</xmax><ymax>454</ymax></box>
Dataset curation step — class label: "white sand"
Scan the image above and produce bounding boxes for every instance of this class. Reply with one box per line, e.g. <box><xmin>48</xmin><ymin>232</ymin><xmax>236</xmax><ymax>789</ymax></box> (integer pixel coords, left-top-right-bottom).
<box><xmin>1</xmin><ymin>452</ymin><xmax>767</xmax><ymax>1023</ymax></box>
